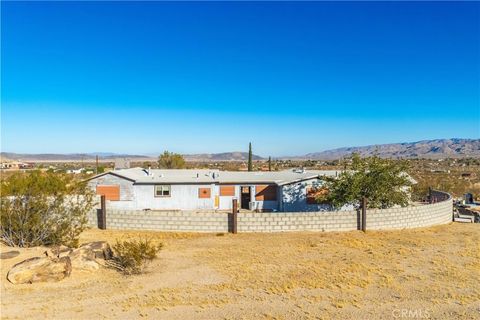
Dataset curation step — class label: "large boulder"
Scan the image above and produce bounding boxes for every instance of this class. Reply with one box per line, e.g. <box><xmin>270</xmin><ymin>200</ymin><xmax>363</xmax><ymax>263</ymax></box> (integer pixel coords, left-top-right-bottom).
<box><xmin>80</xmin><ymin>241</ymin><xmax>113</xmax><ymax>260</ymax></box>
<box><xmin>7</xmin><ymin>256</ymin><xmax>72</xmax><ymax>284</ymax></box>
<box><xmin>68</xmin><ymin>247</ymin><xmax>100</xmax><ymax>271</ymax></box>
<box><xmin>44</xmin><ymin>245</ymin><xmax>72</xmax><ymax>259</ymax></box>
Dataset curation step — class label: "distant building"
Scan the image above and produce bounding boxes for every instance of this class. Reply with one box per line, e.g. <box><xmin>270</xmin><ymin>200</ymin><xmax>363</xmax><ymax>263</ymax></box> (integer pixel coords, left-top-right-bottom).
<box><xmin>0</xmin><ymin>161</ymin><xmax>33</xmax><ymax>169</ymax></box>
<box><xmin>66</xmin><ymin>168</ymin><xmax>84</xmax><ymax>174</ymax></box>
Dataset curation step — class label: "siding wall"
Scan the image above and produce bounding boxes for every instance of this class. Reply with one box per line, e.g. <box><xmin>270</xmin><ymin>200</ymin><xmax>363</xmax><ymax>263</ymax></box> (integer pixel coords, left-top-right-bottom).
<box><xmin>88</xmin><ymin>191</ymin><xmax>452</xmax><ymax>232</ymax></box>
<box><xmin>134</xmin><ymin>184</ymin><xmax>216</xmax><ymax>210</ymax></box>
<box><xmin>88</xmin><ymin>174</ymin><xmax>134</xmax><ymax>201</ymax></box>
<box><xmin>218</xmin><ymin>185</ymin><xmax>240</xmax><ymax>210</ymax></box>
<box><xmin>281</xmin><ymin>180</ymin><xmax>337</xmax><ymax>212</ymax></box>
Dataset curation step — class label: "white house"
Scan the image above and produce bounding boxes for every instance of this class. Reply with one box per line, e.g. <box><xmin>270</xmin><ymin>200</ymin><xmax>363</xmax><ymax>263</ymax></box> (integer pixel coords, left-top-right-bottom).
<box><xmin>87</xmin><ymin>168</ymin><xmax>344</xmax><ymax>212</ymax></box>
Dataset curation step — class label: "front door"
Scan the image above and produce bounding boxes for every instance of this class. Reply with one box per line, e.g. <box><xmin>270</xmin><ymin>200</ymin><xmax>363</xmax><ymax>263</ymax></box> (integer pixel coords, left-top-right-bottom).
<box><xmin>241</xmin><ymin>186</ymin><xmax>251</xmax><ymax>209</ymax></box>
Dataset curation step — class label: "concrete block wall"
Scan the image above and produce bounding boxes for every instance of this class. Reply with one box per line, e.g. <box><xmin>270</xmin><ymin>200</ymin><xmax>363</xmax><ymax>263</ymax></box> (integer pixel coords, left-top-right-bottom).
<box><xmin>87</xmin><ymin>209</ymin><xmax>228</xmax><ymax>232</ymax></box>
<box><xmin>237</xmin><ymin>211</ymin><xmax>359</xmax><ymax>232</ymax></box>
<box><xmin>367</xmin><ymin>197</ymin><xmax>453</xmax><ymax>230</ymax></box>
<box><xmin>88</xmin><ymin>191</ymin><xmax>452</xmax><ymax>233</ymax></box>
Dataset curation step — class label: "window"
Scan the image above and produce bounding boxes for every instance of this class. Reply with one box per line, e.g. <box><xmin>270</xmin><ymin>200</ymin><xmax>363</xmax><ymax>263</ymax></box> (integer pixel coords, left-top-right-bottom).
<box><xmin>155</xmin><ymin>185</ymin><xmax>171</xmax><ymax>197</ymax></box>
<box><xmin>255</xmin><ymin>185</ymin><xmax>277</xmax><ymax>201</ymax></box>
<box><xmin>198</xmin><ymin>188</ymin><xmax>211</xmax><ymax>198</ymax></box>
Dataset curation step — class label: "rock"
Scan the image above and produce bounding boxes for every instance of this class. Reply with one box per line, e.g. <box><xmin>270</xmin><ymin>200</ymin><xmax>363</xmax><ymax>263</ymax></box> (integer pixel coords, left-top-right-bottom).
<box><xmin>80</xmin><ymin>241</ymin><xmax>113</xmax><ymax>260</ymax></box>
<box><xmin>44</xmin><ymin>245</ymin><xmax>72</xmax><ymax>258</ymax></box>
<box><xmin>0</xmin><ymin>251</ymin><xmax>20</xmax><ymax>260</ymax></box>
<box><xmin>68</xmin><ymin>247</ymin><xmax>100</xmax><ymax>271</ymax></box>
<box><xmin>7</xmin><ymin>256</ymin><xmax>72</xmax><ymax>284</ymax></box>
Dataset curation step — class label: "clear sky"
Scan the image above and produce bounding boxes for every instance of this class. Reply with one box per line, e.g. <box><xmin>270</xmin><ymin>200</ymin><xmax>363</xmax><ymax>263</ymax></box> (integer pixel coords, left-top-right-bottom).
<box><xmin>1</xmin><ymin>1</ymin><xmax>479</xmax><ymax>156</ymax></box>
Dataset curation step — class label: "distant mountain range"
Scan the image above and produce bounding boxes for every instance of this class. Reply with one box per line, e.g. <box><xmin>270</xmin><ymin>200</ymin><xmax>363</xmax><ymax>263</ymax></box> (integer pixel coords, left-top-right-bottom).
<box><xmin>2</xmin><ymin>139</ymin><xmax>479</xmax><ymax>162</ymax></box>
<box><xmin>301</xmin><ymin>138</ymin><xmax>480</xmax><ymax>160</ymax></box>
<box><xmin>0</xmin><ymin>153</ymin><xmax>149</xmax><ymax>162</ymax></box>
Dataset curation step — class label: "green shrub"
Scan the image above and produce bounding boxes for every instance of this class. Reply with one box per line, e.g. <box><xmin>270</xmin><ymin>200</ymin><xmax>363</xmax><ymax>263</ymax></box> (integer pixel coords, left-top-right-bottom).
<box><xmin>111</xmin><ymin>238</ymin><xmax>162</xmax><ymax>275</ymax></box>
<box><xmin>0</xmin><ymin>171</ymin><xmax>94</xmax><ymax>247</ymax></box>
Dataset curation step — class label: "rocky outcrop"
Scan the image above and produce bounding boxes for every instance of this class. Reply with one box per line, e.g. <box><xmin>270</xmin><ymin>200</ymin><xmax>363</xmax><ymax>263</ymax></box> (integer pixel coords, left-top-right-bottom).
<box><xmin>7</xmin><ymin>241</ymin><xmax>114</xmax><ymax>283</ymax></box>
<box><xmin>44</xmin><ymin>245</ymin><xmax>72</xmax><ymax>259</ymax></box>
<box><xmin>80</xmin><ymin>241</ymin><xmax>113</xmax><ymax>260</ymax></box>
<box><xmin>68</xmin><ymin>247</ymin><xmax>100</xmax><ymax>271</ymax></box>
<box><xmin>68</xmin><ymin>241</ymin><xmax>113</xmax><ymax>271</ymax></box>
<box><xmin>7</xmin><ymin>256</ymin><xmax>72</xmax><ymax>284</ymax></box>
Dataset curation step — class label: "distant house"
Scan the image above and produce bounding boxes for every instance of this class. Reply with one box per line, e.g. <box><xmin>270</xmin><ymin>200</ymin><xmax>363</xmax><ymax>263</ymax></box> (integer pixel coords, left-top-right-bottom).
<box><xmin>66</xmin><ymin>168</ymin><xmax>84</xmax><ymax>174</ymax></box>
<box><xmin>87</xmin><ymin>168</ymin><xmax>345</xmax><ymax>212</ymax></box>
<box><xmin>0</xmin><ymin>161</ymin><xmax>33</xmax><ymax>169</ymax></box>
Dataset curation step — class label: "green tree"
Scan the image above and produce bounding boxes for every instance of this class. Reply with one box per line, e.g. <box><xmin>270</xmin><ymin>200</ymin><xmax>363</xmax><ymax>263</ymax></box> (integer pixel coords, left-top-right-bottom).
<box><xmin>0</xmin><ymin>171</ymin><xmax>94</xmax><ymax>247</ymax></box>
<box><xmin>318</xmin><ymin>154</ymin><xmax>413</xmax><ymax>209</ymax></box>
<box><xmin>158</xmin><ymin>151</ymin><xmax>185</xmax><ymax>169</ymax></box>
<box><xmin>268</xmin><ymin>156</ymin><xmax>272</xmax><ymax>171</ymax></box>
<box><xmin>248</xmin><ymin>142</ymin><xmax>253</xmax><ymax>172</ymax></box>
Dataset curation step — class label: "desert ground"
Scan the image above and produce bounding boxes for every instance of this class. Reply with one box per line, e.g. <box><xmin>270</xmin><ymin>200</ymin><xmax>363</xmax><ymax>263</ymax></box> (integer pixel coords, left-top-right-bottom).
<box><xmin>1</xmin><ymin>223</ymin><xmax>479</xmax><ymax>319</ymax></box>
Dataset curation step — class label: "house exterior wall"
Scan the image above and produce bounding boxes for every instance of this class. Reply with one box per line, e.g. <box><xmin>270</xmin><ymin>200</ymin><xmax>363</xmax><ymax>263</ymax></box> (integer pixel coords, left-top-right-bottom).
<box><xmin>218</xmin><ymin>185</ymin><xmax>240</xmax><ymax>210</ymax></box>
<box><xmin>86</xmin><ymin>174</ymin><xmax>350</xmax><ymax>212</ymax></box>
<box><xmin>133</xmin><ymin>184</ymin><xmax>216</xmax><ymax>210</ymax></box>
<box><xmin>281</xmin><ymin>179</ymin><xmax>333</xmax><ymax>212</ymax></box>
<box><xmin>88</xmin><ymin>174</ymin><xmax>134</xmax><ymax>201</ymax></box>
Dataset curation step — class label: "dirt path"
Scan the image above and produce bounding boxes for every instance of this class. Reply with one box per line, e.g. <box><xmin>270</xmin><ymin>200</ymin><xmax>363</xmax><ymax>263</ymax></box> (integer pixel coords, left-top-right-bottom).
<box><xmin>1</xmin><ymin>223</ymin><xmax>480</xmax><ymax>319</ymax></box>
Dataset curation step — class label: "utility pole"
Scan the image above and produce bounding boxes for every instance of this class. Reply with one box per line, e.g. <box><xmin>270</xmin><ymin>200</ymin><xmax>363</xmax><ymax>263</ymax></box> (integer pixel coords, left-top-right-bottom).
<box><xmin>248</xmin><ymin>142</ymin><xmax>253</xmax><ymax>172</ymax></box>
<box><xmin>96</xmin><ymin>155</ymin><xmax>99</xmax><ymax>175</ymax></box>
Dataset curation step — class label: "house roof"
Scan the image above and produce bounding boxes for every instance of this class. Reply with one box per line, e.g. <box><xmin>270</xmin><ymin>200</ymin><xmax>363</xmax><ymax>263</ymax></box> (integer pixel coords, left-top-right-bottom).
<box><xmin>87</xmin><ymin>168</ymin><xmax>342</xmax><ymax>186</ymax></box>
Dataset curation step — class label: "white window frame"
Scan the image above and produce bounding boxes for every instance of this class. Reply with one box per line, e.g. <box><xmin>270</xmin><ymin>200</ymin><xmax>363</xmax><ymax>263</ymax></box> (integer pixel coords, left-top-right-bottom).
<box><xmin>154</xmin><ymin>185</ymin><xmax>171</xmax><ymax>197</ymax></box>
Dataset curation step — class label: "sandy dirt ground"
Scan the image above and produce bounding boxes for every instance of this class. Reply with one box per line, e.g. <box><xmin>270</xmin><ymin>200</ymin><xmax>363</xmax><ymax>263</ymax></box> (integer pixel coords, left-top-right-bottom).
<box><xmin>1</xmin><ymin>223</ymin><xmax>479</xmax><ymax>319</ymax></box>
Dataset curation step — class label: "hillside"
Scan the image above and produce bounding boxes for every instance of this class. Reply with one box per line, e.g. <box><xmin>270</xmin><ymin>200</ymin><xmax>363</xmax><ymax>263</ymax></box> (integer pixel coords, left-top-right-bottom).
<box><xmin>2</xmin><ymin>139</ymin><xmax>479</xmax><ymax>162</ymax></box>
<box><xmin>303</xmin><ymin>138</ymin><xmax>480</xmax><ymax>160</ymax></box>
<box><xmin>0</xmin><ymin>153</ymin><xmax>149</xmax><ymax>162</ymax></box>
<box><xmin>183</xmin><ymin>152</ymin><xmax>264</xmax><ymax>161</ymax></box>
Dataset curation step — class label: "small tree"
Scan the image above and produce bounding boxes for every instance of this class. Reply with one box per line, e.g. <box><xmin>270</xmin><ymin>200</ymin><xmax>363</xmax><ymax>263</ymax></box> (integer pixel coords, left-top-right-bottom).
<box><xmin>158</xmin><ymin>151</ymin><xmax>185</xmax><ymax>169</ymax></box>
<box><xmin>318</xmin><ymin>154</ymin><xmax>413</xmax><ymax>209</ymax></box>
<box><xmin>248</xmin><ymin>142</ymin><xmax>253</xmax><ymax>172</ymax></box>
<box><xmin>268</xmin><ymin>156</ymin><xmax>272</xmax><ymax>171</ymax></box>
<box><xmin>0</xmin><ymin>171</ymin><xmax>94</xmax><ymax>247</ymax></box>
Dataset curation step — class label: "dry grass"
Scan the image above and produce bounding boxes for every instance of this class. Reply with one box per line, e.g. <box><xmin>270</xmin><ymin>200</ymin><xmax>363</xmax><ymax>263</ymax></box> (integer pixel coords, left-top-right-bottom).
<box><xmin>1</xmin><ymin>223</ymin><xmax>479</xmax><ymax>319</ymax></box>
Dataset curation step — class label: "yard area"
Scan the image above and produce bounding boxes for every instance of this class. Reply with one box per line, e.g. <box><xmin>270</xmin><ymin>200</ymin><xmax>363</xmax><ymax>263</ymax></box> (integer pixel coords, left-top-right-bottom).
<box><xmin>1</xmin><ymin>223</ymin><xmax>479</xmax><ymax>319</ymax></box>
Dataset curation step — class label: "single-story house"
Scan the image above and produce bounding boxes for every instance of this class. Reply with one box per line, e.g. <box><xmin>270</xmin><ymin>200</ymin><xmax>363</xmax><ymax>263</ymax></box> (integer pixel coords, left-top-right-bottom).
<box><xmin>87</xmin><ymin>168</ymin><xmax>345</xmax><ymax>212</ymax></box>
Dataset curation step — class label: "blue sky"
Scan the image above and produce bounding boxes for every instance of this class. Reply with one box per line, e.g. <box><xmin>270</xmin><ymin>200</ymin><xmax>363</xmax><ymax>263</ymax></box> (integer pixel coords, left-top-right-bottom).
<box><xmin>2</xmin><ymin>2</ymin><xmax>479</xmax><ymax>156</ymax></box>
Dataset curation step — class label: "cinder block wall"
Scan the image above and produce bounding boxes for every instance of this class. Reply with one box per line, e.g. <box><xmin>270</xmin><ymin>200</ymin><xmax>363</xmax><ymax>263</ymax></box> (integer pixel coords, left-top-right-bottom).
<box><xmin>236</xmin><ymin>211</ymin><xmax>359</xmax><ymax>232</ymax></box>
<box><xmin>88</xmin><ymin>191</ymin><xmax>452</xmax><ymax>232</ymax></box>
<box><xmin>367</xmin><ymin>196</ymin><xmax>453</xmax><ymax>230</ymax></box>
<box><xmin>87</xmin><ymin>210</ymin><xmax>228</xmax><ymax>233</ymax></box>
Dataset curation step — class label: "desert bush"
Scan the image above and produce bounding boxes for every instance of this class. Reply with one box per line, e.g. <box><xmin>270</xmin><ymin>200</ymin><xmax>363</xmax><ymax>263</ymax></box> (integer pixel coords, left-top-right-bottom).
<box><xmin>109</xmin><ymin>238</ymin><xmax>163</xmax><ymax>275</ymax></box>
<box><xmin>0</xmin><ymin>171</ymin><xmax>94</xmax><ymax>247</ymax></box>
